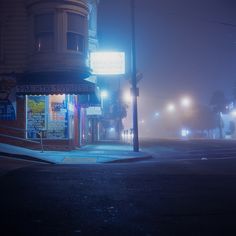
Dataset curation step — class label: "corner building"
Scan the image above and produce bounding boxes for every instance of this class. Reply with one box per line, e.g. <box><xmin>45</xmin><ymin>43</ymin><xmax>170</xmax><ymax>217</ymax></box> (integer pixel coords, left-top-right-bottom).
<box><xmin>0</xmin><ymin>0</ymin><xmax>100</xmax><ymax>150</ymax></box>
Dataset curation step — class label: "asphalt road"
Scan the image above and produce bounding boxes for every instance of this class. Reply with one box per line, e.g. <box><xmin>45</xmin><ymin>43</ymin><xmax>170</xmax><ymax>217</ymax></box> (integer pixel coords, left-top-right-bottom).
<box><xmin>1</xmin><ymin>139</ymin><xmax>236</xmax><ymax>236</ymax></box>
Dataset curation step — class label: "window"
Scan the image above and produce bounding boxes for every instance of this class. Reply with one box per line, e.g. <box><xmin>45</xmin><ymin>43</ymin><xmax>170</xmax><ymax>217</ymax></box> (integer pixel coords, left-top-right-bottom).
<box><xmin>49</xmin><ymin>95</ymin><xmax>66</xmax><ymax>121</ymax></box>
<box><xmin>26</xmin><ymin>95</ymin><xmax>72</xmax><ymax>139</ymax></box>
<box><xmin>26</xmin><ymin>95</ymin><xmax>46</xmax><ymax>139</ymax></box>
<box><xmin>67</xmin><ymin>32</ymin><xmax>84</xmax><ymax>52</ymax></box>
<box><xmin>34</xmin><ymin>13</ymin><xmax>54</xmax><ymax>52</ymax></box>
<box><xmin>67</xmin><ymin>13</ymin><xmax>85</xmax><ymax>52</ymax></box>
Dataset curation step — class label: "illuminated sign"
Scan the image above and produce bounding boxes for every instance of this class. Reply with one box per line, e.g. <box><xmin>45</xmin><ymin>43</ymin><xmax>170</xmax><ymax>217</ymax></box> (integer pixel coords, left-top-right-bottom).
<box><xmin>86</xmin><ymin>106</ymin><xmax>102</xmax><ymax>116</ymax></box>
<box><xmin>90</xmin><ymin>52</ymin><xmax>125</xmax><ymax>75</ymax></box>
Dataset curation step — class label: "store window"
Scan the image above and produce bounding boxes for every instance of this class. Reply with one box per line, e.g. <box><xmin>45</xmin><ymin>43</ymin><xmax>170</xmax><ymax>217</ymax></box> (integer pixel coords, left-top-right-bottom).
<box><xmin>27</xmin><ymin>96</ymin><xmax>46</xmax><ymax>139</ymax></box>
<box><xmin>34</xmin><ymin>13</ymin><xmax>54</xmax><ymax>52</ymax></box>
<box><xmin>0</xmin><ymin>78</ymin><xmax>16</xmax><ymax>120</ymax></box>
<box><xmin>47</xmin><ymin>95</ymin><xmax>68</xmax><ymax>139</ymax></box>
<box><xmin>67</xmin><ymin>13</ymin><xmax>85</xmax><ymax>52</ymax></box>
<box><xmin>26</xmin><ymin>95</ymin><xmax>75</xmax><ymax>140</ymax></box>
<box><xmin>49</xmin><ymin>95</ymin><xmax>66</xmax><ymax>121</ymax></box>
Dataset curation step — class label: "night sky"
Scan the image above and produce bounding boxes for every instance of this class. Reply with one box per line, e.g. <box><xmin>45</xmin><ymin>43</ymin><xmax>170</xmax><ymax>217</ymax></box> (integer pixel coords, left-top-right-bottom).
<box><xmin>97</xmin><ymin>0</ymin><xmax>236</xmax><ymax>134</ymax></box>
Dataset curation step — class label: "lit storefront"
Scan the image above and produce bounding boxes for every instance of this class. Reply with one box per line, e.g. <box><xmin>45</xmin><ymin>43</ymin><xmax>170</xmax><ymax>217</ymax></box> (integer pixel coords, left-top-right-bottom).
<box><xmin>26</xmin><ymin>94</ymin><xmax>75</xmax><ymax>140</ymax></box>
<box><xmin>15</xmin><ymin>72</ymin><xmax>100</xmax><ymax>149</ymax></box>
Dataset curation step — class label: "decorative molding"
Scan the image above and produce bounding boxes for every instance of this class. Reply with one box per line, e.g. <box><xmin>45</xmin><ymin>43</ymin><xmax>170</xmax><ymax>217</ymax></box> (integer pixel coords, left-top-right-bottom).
<box><xmin>16</xmin><ymin>83</ymin><xmax>95</xmax><ymax>95</ymax></box>
<box><xmin>26</xmin><ymin>0</ymin><xmax>89</xmax><ymax>12</ymax></box>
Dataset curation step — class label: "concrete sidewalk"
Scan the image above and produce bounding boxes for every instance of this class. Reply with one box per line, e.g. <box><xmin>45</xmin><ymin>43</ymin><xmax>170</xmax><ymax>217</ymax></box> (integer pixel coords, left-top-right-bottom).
<box><xmin>0</xmin><ymin>142</ymin><xmax>152</xmax><ymax>164</ymax></box>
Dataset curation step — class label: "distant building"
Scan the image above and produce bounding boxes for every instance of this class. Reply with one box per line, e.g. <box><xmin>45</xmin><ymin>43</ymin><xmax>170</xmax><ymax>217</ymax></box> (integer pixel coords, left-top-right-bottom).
<box><xmin>221</xmin><ymin>102</ymin><xmax>236</xmax><ymax>139</ymax></box>
<box><xmin>0</xmin><ymin>0</ymin><xmax>101</xmax><ymax>150</ymax></box>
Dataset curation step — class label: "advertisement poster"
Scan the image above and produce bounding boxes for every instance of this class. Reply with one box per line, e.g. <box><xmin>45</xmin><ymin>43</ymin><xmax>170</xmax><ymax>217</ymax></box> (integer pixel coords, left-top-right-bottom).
<box><xmin>46</xmin><ymin>95</ymin><xmax>68</xmax><ymax>139</ymax></box>
<box><xmin>0</xmin><ymin>78</ymin><xmax>16</xmax><ymax>120</ymax></box>
<box><xmin>27</xmin><ymin>96</ymin><xmax>46</xmax><ymax>138</ymax></box>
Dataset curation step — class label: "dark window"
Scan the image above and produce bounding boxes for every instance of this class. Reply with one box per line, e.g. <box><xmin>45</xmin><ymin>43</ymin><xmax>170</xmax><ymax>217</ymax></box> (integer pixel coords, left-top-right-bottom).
<box><xmin>67</xmin><ymin>32</ymin><xmax>84</xmax><ymax>52</ymax></box>
<box><xmin>67</xmin><ymin>13</ymin><xmax>85</xmax><ymax>52</ymax></box>
<box><xmin>34</xmin><ymin>14</ymin><xmax>54</xmax><ymax>52</ymax></box>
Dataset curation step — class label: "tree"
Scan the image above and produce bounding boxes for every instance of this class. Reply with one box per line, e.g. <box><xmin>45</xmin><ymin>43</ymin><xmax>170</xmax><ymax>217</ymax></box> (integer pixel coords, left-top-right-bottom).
<box><xmin>210</xmin><ymin>90</ymin><xmax>227</xmax><ymax>138</ymax></box>
<box><xmin>183</xmin><ymin>104</ymin><xmax>217</xmax><ymax>132</ymax></box>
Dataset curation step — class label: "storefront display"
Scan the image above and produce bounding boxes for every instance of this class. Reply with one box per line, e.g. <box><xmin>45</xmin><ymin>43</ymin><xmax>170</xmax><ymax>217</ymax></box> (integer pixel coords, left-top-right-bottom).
<box><xmin>26</xmin><ymin>95</ymin><xmax>75</xmax><ymax>140</ymax></box>
<box><xmin>0</xmin><ymin>78</ymin><xmax>16</xmax><ymax>120</ymax></box>
<box><xmin>27</xmin><ymin>96</ymin><xmax>46</xmax><ymax>138</ymax></box>
<box><xmin>47</xmin><ymin>95</ymin><xmax>68</xmax><ymax>139</ymax></box>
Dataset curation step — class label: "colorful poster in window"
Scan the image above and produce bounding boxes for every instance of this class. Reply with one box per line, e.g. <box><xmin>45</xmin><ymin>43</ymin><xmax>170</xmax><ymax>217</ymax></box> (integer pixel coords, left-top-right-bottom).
<box><xmin>47</xmin><ymin>95</ymin><xmax>68</xmax><ymax>139</ymax></box>
<box><xmin>27</xmin><ymin>96</ymin><xmax>46</xmax><ymax>139</ymax></box>
<box><xmin>0</xmin><ymin>78</ymin><xmax>16</xmax><ymax>120</ymax></box>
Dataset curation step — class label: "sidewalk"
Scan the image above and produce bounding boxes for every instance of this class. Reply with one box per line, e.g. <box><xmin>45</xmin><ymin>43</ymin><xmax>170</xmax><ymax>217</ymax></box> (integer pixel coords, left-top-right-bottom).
<box><xmin>0</xmin><ymin>142</ymin><xmax>152</xmax><ymax>164</ymax></box>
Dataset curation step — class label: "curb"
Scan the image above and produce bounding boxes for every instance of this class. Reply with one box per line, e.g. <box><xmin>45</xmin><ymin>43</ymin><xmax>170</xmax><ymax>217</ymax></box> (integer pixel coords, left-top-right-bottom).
<box><xmin>0</xmin><ymin>152</ymin><xmax>153</xmax><ymax>165</ymax></box>
<box><xmin>107</xmin><ymin>155</ymin><xmax>153</xmax><ymax>163</ymax></box>
<box><xmin>0</xmin><ymin>152</ymin><xmax>55</xmax><ymax>164</ymax></box>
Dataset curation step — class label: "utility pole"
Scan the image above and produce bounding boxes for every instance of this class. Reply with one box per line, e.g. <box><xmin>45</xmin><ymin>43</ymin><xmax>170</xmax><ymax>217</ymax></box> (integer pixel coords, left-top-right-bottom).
<box><xmin>131</xmin><ymin>0</ymin><xmax>139</xmax><ymax>152</ymax></box>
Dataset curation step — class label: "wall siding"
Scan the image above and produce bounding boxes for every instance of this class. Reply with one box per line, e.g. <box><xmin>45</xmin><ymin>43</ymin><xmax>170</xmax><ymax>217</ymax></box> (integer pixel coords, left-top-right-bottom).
<box><xmin>0</xmin><ymin>0</ymin><xmax>28</xmax><ymax>73</ymax></box>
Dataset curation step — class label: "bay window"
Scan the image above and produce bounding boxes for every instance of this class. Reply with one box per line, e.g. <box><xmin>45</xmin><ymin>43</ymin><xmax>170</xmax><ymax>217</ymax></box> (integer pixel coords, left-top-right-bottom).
<box><xmin>34</xmin><ymin>13</ymin><xmax>54</xmax><ymax>52</ymax></box>
<box><xmin>67</xmin><ymin>13</ymin><xmax>85</xmax><ymax>53</ymax></box>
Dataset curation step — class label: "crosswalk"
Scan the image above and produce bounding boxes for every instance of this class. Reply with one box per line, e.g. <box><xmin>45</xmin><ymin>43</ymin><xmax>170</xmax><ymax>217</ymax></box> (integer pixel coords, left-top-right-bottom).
<box><xmin>141</xmin><ymin>139</ymin><xmax>236</xmax><ymax>161</ymax></box>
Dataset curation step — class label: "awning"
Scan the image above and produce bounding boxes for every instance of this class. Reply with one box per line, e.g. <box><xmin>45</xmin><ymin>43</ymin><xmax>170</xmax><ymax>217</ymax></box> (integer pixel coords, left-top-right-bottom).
<box><xmin>16</xmin><ymin>71</ymin><xmax>96</xmax><ymax>95</ymax></box>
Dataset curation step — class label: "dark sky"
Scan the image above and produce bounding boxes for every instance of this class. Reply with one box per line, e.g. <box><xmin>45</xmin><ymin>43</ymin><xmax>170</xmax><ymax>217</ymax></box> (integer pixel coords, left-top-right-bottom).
<box><xmin>97</xmin><ymin>0</ymin><xmax>236</xmax><ymax>131</ymax></box>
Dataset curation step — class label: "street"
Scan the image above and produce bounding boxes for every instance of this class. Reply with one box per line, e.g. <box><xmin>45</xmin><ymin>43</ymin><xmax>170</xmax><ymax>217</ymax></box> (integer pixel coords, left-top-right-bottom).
<box><xmin>1</xmin><ymin>139</ymin><xmax>236</xmax><ymax>235</ymax></box>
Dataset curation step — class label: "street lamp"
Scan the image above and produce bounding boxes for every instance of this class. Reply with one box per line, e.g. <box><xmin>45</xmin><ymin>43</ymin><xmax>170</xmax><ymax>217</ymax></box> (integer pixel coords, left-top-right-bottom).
<box><xmin>101</xmin><ymin>90</ymin><xmax>108</xmax><ymax>109</ymax></box>
<box><xmin>180</xmin><ymin>97</ymin><xmax>192</xmax><ymax>108</ymax></box>
<box><xmin>140</xmin><ymin>119</ymin><xmax>145</xmax><ymax>124</ymax></box>
<box><xmin>167</xmin><ymin>103</ymin><xmax>175</xmax><ymax>112</ymax></box>
<box><xmin>231</xmin><ymin>109</ymin><xmax>236</xmax><ymax>117</ymax></box>
<box><xmin>131</xmin><ymin>0</ymin><xmax>139</xmax><ymax>152</ymax></box>
<box><xmin>123</xmin><ymin>90</ymin><xmax>132</xmax><ymax>104</ymax></box>
<box><xmin>101</xmin><ymin>90</ymin><xmax>108</xmax><ymax>99</ymax></box>
<box><xmin>154</xmin><ymin>112</ymin><xmax>160</xmax><ymax>118</ymax></box>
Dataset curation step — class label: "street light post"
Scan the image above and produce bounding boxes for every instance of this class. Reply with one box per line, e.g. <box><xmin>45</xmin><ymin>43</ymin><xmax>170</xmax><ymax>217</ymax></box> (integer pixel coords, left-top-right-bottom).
<box><xmin>131</xmin><ymin>0</ymin><xmax>139</xmax><ymax>152</ymax></box>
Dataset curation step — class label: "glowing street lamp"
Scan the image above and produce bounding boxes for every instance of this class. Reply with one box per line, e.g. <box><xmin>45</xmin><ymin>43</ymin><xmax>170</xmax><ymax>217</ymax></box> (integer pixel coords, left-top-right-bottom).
<box><xmin>167</xmin><ymin>103</ymin><xmax>175</xmax><ymax>112</ymax></box>
<box><xmin>101</xmin><ymin>90</ymin><xmax>108</xmax><ymax>109</ymax></box>
<box><xmin>154</xmin><ymin>112</ymin><xmax>160</xmax><ymax>118</ymax></box>
<box><xmin>140</xmin><ymin>119</ymin><xmax>145</xmax><ymax>124</ymax></box>
<box><xmin>180</xmin><ymin>97</ymin><xmax>192</xmax><ymax>108</ymax></box>
<box><xmin>231</xmin><ymin>110</ymin><xmax>236</xmax><ymax>117</ymax></box>
<box><xmin>101</xmin><ymin>90</ymin><xmax>108</xmax><ymax>99</ymax></box>
<box><xmin>123</xmin><ymin>90</ymin><xmax>132</xmax><ymax>103</ymax></box>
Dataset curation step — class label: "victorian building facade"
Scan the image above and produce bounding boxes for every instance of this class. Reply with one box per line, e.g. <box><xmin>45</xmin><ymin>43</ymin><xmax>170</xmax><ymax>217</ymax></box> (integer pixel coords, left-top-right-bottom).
<box><xmin>0</xmin><ymin>0</ymin><xmax>100</xmax><ymax>150</ymax></box>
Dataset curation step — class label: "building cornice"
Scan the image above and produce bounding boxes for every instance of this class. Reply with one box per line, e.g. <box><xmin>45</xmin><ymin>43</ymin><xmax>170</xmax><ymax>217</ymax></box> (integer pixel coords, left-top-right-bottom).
<box><xmin>26</xmin><ymin>0</ymin><xmax>89</xmax><ymax>11</ymax></box>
